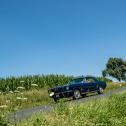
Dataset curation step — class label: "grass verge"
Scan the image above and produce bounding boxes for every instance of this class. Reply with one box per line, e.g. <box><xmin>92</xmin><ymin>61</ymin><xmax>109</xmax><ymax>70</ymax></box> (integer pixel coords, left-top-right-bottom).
<box><xmin>10</xmin><ymin>91</ymin><xmax>126</xmax><ymax>126</ymax></box>
<box><xmin>0</xmin><ymin>83</ymin><xmax>126</xmax><ymax>112</ymax></box>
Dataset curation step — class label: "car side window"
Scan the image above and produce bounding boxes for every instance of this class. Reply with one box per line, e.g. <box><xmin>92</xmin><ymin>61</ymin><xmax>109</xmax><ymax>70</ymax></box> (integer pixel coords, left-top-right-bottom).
<box><xmin>86</xmin><ymin>78</ymin><xmax>96</xmax><ymax>83</ymax></box>
<box><xmin>83</xmin><ymin>78</ymin><xmax>87</xmax><ymax>83</ymax></box>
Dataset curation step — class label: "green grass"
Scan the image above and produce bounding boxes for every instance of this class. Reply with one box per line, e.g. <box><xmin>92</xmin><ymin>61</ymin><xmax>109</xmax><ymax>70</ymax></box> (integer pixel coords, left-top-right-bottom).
<box><xmin>105</xmin><ymin>82</ymin><xmax>126</xmax><ymax>92</ymax></box>
<box><xmin>10</xmin><ymin>91</ymin><xmax>126</xmax><ymax>126</ymax></box>
<box><xmin>0</xmin><ymin>83</ymin><xmax>126</xmax><ymax>126</ymax></box>
<box><xmin>0</xmin><ymin>82</ymin><xmax>126</xmax><ymax>113</ymax></box>
<box><xmin>0</xmin><ymin>88</ymin><xmax>53</xmax><ymax>112</ymax></box>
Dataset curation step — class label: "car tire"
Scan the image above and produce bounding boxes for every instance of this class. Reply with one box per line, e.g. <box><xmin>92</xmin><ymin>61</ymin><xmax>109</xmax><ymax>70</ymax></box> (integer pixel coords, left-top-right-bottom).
<box><xmin>73</xmin><ymin>89</ymin><xmax>81</xmax><ymax>99</ymax></box>
<box><xmin>53</xmin><ymin>97</ymin><xmax>58</xmax><ymax>102</ymax></box>
<box><xmin>98</xmin><ymin>87</ymin><xmax>104</xmax><ymax>94</ymax></box>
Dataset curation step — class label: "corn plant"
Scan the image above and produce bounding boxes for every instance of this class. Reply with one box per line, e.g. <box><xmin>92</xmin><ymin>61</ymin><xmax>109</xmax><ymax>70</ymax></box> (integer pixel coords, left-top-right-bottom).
<box><xmin>0</xmin><ymin>74</ymin><xmax>73</xmax><ymax>92</ymax></box>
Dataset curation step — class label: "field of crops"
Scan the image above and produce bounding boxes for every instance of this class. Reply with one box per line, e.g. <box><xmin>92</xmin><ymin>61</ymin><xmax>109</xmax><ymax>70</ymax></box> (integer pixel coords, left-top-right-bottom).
<box><xmin>0</xmin><ymin>74</ymin><xmax>73</xmax><ymax>92</ymax></box>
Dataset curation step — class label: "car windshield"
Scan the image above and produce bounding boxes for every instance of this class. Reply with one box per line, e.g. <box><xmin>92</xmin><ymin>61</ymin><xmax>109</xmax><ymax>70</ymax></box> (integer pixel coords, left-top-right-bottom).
<box><xmin>68</xmin><ymin>78</ymin><xmax>84</xmax><ymax>85</ymax></box>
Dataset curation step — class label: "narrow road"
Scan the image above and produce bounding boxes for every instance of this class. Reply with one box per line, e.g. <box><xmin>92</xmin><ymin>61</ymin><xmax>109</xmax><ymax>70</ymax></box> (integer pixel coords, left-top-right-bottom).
<box><xmin>9</xmin><ymin>87</ymin><xmax>126</xmax><ymax>122</ymax></box>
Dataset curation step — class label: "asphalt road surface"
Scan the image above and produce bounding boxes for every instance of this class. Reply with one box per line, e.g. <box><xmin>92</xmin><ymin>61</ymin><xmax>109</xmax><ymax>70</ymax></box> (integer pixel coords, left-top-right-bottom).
<box><xmin>9</xmin><ymin>87</ymin><xmax>126</xmax><ymax>123</ymax></box>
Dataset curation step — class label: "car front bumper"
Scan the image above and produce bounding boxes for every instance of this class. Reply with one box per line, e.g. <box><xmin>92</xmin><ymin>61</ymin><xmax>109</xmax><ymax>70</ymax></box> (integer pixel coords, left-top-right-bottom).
<box><xmin>49</xmin><ymin>90</ymin><xmax>73</xmax><ymax>98</ymax></box>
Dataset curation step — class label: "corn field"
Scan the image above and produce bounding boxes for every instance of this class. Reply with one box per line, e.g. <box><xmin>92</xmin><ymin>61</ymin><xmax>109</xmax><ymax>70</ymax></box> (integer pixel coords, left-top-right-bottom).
<box><xmin>0</xmin><ymin>74</ymin><xmax>73</xmax><ymax>92</ymax></box>
<box><xmin>0</xmin><ymin>74</ymin><xmax>112</xmax><ymax>92</ymax></box>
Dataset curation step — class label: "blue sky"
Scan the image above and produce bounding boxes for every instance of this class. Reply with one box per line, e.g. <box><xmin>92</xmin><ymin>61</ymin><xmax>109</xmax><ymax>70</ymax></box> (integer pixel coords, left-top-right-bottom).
<box><xmin>0</xmin><ymin>0</ymin><xmax>126</xmax><ymax>77</ymax></box>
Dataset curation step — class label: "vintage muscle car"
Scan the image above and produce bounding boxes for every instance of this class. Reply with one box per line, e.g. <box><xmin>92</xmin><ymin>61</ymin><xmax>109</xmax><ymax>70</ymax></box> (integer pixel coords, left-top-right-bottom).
<box><xmin>48</xmin><ymin>76</ymin><xmax>106</xmax><ymax>102</ymax></box>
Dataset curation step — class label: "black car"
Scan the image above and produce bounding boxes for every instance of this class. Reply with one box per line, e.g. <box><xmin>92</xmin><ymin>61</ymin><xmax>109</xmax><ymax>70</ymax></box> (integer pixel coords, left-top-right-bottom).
<box><xmin>48</xmin><ymin>76</ymin><xmax>106</xmax><ymax>102</ymax></box>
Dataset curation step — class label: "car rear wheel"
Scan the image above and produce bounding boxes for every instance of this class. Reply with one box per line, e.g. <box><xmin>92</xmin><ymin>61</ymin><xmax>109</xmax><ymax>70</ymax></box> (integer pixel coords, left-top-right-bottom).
<box><xmin>98</xmin><ymin>87</ymin><xmax>104</xmax><ymax>94</ymax></box>
<box><xmin>73</xmin><ymin>89</ymin><xmax>81</xmax><ymax>99</ymax></box>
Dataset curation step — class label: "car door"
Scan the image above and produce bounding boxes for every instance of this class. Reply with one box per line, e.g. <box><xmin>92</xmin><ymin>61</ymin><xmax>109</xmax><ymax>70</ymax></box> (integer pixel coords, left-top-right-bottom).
<box><xmin>80</xmin><ymin>78</ymin><xmax>91</xmax><ymax>93</ymax></box>
<box><xmin>85</xmin><ymin>77</ymin><xmax>98</xmax><ymax>91</ymax></box>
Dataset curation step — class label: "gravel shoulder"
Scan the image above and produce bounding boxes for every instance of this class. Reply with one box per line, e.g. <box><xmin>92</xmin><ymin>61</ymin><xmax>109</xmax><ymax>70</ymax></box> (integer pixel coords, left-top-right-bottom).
<box><xmin>8</xmin><ymin>87</ymin><xmax>126</xmax><ymax>122</ymax></box>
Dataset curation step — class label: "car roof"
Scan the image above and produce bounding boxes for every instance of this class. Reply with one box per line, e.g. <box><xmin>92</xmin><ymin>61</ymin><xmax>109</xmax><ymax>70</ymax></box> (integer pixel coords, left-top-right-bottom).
<box><xmin>75</xmin><ymin>75</ymin><xmax>95</xmax><ymax>79</ymax></box>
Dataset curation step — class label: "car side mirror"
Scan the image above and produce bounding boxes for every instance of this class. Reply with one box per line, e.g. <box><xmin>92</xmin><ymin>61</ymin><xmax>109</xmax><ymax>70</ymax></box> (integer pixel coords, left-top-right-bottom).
<box><xmin>80</xmin><ymin>81</ymin><xmax>83</xmax><ymax>84</ymax></box>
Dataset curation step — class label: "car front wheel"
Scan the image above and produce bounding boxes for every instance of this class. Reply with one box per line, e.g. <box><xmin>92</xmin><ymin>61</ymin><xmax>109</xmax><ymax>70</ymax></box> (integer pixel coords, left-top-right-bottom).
<box><xmin>73</xmin><ymin>89</ymin><xmax>81</xmax><ymax>99</ymax></box>
<box><xmin>53</xmin><ymin>97</ymin><xmax>58</xmax><ymax>102</ymax></box>
<box><xmin>98</xmin><ymin>87</ymin><xmax>104</xmax><ymax>94</ymax></box>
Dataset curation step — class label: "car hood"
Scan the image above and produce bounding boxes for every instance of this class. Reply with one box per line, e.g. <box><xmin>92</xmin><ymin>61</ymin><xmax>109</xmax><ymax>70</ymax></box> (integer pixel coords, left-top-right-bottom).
<box><xmin>48</xmin><ymin>85</ymin><xmax>67</xmax><ymax>93</ymax></box>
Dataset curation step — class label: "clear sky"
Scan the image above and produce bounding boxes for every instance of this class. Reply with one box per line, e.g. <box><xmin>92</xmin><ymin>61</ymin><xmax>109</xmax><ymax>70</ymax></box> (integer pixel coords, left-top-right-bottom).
<box><xmin>0</xmin><ymin>0</ymin><xmax>126</xmax><ymax>77</ymax></box>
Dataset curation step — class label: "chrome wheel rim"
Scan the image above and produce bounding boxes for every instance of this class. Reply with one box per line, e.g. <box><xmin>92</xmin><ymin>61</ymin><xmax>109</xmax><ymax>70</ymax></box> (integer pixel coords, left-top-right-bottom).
<box><xmin>74</xmin><ymin>90</ymin><xmax>81</xmax><ymax>99</ymax></box>
<box><xmin>99</xmin><ymin>87</ymin><xmax>103</xmax><ymax>93</ymax></box>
